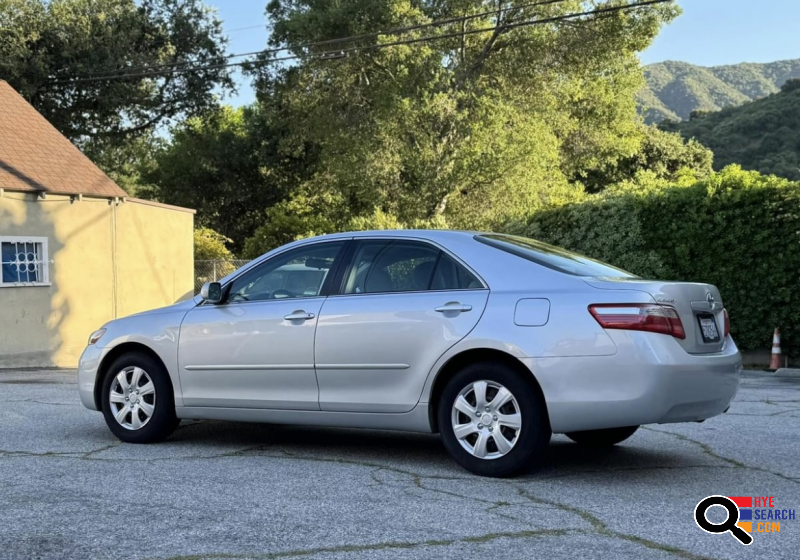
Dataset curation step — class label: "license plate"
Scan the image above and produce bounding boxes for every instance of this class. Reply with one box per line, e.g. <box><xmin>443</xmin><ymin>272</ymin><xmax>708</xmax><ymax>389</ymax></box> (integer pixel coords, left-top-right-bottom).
<box><xmin>698</xmin><ymin>314</ymin><xmax>720</xmax><ymax>343</ymax></box>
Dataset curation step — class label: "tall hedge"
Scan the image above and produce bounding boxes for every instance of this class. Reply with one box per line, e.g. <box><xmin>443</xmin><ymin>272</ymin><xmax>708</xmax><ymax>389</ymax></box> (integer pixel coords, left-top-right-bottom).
<box><xmin>525</xmin><ymin>167</ymin><xmax>800</xmax><ymax>356</ymax></box>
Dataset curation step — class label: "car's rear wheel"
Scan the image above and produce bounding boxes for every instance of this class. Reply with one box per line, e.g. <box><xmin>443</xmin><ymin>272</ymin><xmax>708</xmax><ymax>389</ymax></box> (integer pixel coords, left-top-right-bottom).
<box><xmin>101</xmin><ymin>352</ymin><xmax>179</xmax><ymax>443</ymax></box>
<box><xmin>438</xmin><ymin>361</ymin><xmax>551</xmax><ymax>478</ymax></box>
<box><xmin>565</xmin><ymin>426</ymin><xmax>639</xmax><ymax>447</ymax></box>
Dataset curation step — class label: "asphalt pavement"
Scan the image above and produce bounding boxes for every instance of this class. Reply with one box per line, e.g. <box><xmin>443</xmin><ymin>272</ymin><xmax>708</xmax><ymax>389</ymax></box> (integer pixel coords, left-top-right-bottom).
<box><xmin>1</xmin><ymin>368</ymin><xmax>798</xmax><ymax>560</ymax></box>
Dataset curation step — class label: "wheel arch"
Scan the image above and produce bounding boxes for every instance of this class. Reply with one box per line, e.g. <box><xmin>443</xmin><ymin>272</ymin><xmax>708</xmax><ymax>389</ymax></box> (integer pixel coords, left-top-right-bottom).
<box><xmin>427</xmin><ymin>348</ymin><xmax>548</xmax><ymax>434</ymax></box>
<box><xmin>94</xmin><ymin>343</ymin><xmax>171</xmax><ymax>411</ymax></box>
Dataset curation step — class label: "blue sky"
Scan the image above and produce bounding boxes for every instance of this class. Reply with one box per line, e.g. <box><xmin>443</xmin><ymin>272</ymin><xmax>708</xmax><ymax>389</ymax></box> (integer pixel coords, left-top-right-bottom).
<box><xmin>641</xmin><ymin>0</ymin><xmax>800</xmax><ymax>65</ymax></box>
<box><xmin>213</xmin><ymin>0</ymin><xmax>268</xmax><ymax>107</ymax></box>
<box><xmin>212</xmin><ymin>0</ymin><xmax>800</xmax><ymax>107</ymax></box>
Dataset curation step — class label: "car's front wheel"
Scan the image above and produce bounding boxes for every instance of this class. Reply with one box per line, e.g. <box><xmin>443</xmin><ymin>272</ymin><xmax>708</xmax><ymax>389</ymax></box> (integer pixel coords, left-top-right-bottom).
<box><xmin>101</xmin><ymin>352</ymin><xmax>179</xmax><ymax>443</ymax></box>
<box><xmin>565</xmin><ymin>426</ymin><xmax>639</xmax><ymax>447</ymax></box>
<box><xmin>438</xmin><ymin>361</ymin><xmax>551</xmax><ymax>477</ymax></box>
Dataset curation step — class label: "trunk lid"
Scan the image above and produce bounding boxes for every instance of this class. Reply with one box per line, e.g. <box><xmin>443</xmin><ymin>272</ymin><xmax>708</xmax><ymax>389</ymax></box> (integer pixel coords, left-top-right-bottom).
<box><xmin>585</xmin><ymin>277</ymin><xmax>726</xmax><ymax>354</ymax></box>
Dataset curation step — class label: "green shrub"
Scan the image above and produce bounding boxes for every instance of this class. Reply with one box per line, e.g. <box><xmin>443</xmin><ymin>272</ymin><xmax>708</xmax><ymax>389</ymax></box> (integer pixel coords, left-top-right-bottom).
<box><xmin>526</xmin><ymin>166</ymin><xmax>800</xmax><ymax>355</ymax></box>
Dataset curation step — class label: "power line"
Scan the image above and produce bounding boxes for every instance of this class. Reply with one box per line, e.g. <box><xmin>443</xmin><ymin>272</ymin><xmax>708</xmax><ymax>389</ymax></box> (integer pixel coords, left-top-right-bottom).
<box><xmin>65</xmin><ymin>0</ymin><xmax>574</xmax><ymax>79</ymax></box>
<box><xmin>48</xmin><ymin>0</ymin><xmax>665</xmax><ymax>84</ymax></box>
<box><xmin>46</xmin><ymin>0</ymin><xmax>671</xmax><ymax>86</ymax></box>
<box><xmin>226</xmin><ymin>23</ymin><xmax>271</xmax><ymax>33</ymax></box>
<box><xmin>225</xmin><ymin>0</ymin><xmax>568</xmax><ymax>34</ymax></box>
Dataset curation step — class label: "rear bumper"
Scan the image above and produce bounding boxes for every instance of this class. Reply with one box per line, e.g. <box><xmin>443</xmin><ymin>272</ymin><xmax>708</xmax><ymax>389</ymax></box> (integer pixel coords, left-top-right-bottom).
<box><xmin>526</xmin><ymin>332</ymin><xmax>742</xmax><ymax>433</ymax></box>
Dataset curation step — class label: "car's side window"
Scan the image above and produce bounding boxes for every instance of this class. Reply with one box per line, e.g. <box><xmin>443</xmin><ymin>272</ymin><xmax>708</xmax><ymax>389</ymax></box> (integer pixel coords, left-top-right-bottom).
<box><xmin>227</xmin><ymin>242</ymin><xmax>344</xmax><ymax>302</ymax></box>
<box><xmin>342</xmin><ymin>240</ymin><xmax>482</xmax><ymax>294</ymax></box>
<box><xmin>431</xmin><ymin>253</ymin><xmax>483</xmax><ymax>290</ymax></box>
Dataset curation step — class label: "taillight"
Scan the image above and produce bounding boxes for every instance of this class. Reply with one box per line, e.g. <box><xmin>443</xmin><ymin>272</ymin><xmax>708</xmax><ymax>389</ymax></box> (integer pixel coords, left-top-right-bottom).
<box><xmin>724</xmin><ymin>308</ymin><xmax>730</xmax><ymax>338</ymax></box>
<box><xmin>589</xmin><ymin>304</ymin><xmax>686</xmax><ymax>339</ymax></box>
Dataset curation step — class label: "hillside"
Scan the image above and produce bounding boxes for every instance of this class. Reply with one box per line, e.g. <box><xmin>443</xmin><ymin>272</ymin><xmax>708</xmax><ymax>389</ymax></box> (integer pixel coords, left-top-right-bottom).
<box><xmin>661</xmin><ymin>80</ymin><xmax>800</xmax><ymax>181</ymax></box>
<box><xmin>639</xmin><ymin>59</ymin><xmax>800</xmax><ymax>124</ymax></box>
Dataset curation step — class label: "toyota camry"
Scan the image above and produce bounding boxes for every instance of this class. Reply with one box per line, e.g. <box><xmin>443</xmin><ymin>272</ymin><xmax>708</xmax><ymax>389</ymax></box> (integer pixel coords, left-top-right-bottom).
<box><xmin>78</xmin><ymin>230</ymin><xmax>742</xmax><ymax>477</ymax></box>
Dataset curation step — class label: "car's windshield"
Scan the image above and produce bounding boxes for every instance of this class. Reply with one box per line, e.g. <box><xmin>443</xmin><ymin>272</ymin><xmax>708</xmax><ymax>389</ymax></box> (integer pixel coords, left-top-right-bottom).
<box><xmin>475</xmin><ymin>234</ymin><xmax>636</xmax><ymax>278</ymax></box>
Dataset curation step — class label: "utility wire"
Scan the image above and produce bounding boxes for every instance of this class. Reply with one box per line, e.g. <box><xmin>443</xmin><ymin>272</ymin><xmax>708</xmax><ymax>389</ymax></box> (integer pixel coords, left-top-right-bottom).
<box><xmin>49</xmin><ymin>0</ymin><xmax>665</xmax><ymax>83</ymax></box>
<box><xmin>65</xmin><ymin>0</ymin><xmax>574</xmax><ymax>79</ymax></box>
<box><xmin>46</xmin><ymin>0</ymin><xmax>670</xmax><ymax>86</ymax></box>
<box><xmin>221</xmin><ymin>0</ymin><xmax>573</xmax><ymax>40</ymax></box>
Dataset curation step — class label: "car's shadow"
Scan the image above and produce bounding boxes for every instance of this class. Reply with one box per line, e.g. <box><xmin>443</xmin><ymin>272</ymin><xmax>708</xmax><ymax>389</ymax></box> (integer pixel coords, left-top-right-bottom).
<box><xmin>166</xmin><ymin>420</ymin><xmax>686</xmax><ymax>480</ymax></box>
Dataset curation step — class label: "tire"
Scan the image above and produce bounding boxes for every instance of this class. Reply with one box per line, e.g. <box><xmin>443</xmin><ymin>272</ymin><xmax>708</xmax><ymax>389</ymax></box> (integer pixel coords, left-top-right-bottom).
<box><xmin>438</xmin><ymin>361</ymin><xmax>551</xmax><ymax>478</ymax></box>
<box><xmin>565</xmin><ymin>426</ymin><xmax>639</xmax><ymax>447</ymax></box>
<box><xmin>100</xmin><ymin>352</ymin><xmax>180</xmax><ymax>443</ymax></box>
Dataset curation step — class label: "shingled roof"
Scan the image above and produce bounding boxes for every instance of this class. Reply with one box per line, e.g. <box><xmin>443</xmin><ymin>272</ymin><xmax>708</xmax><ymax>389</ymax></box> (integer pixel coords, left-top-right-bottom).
<box><xmin>0</xmin><ymin>80</ymin><xmax>128</xmax><ymax>199</ymax></box>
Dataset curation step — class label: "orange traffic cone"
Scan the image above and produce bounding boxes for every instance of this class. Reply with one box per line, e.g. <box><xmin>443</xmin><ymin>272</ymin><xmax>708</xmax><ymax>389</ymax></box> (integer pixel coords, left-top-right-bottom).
<box><xmin>769</xmin><ymin>328</ymin><xmax>782</xmax><ymax>371</ymax></box>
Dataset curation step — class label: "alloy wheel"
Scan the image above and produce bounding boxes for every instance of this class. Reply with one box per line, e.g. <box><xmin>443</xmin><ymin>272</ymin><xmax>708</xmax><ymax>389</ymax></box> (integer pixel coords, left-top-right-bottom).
<box><xmin>108</xmin><ymin>366</ymin><xmax>156</xmax><ymax>430</ymax></box>
<box><xmin>451</xmin><ymin>380</ymin><xmax>521</xmax><ymax>460</ymax></box>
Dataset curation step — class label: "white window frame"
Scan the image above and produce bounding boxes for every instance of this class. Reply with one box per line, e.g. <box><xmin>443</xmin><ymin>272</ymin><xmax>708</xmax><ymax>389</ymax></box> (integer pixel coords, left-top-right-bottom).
<box><xmin>0</xmin><ymin>236</ymin><xmax>51</xmax><ymax>287</ymax></box>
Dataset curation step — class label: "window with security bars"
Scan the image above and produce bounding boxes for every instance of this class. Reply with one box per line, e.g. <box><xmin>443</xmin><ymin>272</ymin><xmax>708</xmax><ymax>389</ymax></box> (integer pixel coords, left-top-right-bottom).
<box><xmin>0</xmin><ymin>237</ymin><xmax>50</xmax><ymax>286</ymax></box>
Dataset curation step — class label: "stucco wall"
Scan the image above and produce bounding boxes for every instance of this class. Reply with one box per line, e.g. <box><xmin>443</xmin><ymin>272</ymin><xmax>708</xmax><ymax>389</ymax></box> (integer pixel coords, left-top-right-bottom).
<box><xmin>0</xmin><ymin>193</ymin><xmax>194</xmax><ymax>368</ymax></box>
<box><xmin>115</xmin><ymin>199</ymin><xmax>195</xmax><ymax>318</ymax></box>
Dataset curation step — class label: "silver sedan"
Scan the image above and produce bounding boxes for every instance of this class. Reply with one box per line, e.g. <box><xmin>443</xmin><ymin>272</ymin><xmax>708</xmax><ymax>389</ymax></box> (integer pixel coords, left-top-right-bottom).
<box><xmin>78</xmin><ymin>230</ymin><xmax>742</xmax><ymax>477</ymax></box>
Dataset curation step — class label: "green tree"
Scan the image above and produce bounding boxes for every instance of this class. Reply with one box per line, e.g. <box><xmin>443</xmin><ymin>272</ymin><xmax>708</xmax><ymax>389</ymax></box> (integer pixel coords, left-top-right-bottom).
<box><xmin>84</xmin><ymin>133</ymin><xmax>163</xmax><ymax>196</ymax></box>
<box><xmin>145</xmin><ymin>105</ymin><xmax>307</xmax><ymax>252</ymax></box>
<box><xmin>0</xmin><ymin>0</ymin><xmax>233</xmax><ymax>149</ymax></box>
<box><xmin>580</xmin><ymin>125</ymin><xmax>714</xmax><ymax>191</ymax></box>
<box><xmin>243</xmin><ymin>0</ymin><xmax>678</xmax><ymax>245</ymax></box>
<box><xmin>194</xmin><ymin>227</ymin><xmax>233</xmax><ymax>261</ymax></box>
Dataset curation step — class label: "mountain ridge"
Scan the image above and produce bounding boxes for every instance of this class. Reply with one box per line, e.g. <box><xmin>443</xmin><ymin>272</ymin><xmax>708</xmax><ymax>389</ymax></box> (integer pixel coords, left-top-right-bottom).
<box><xmin>639</xmin><ymin>58</ymin><xmax>800</xmax><ymax>124</ymax></box>
<box><xmin>661</xmin><ymin>79</ymin><xmax>800</xmax><ymax>181</ymax></box>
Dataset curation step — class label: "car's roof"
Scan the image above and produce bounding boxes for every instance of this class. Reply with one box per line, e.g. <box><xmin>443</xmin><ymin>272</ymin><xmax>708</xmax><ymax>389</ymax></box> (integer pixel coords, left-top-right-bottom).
<box><xmin>303</xmin><ymin>229</ymin><xmax>484</xmax><ymax>243</ymax></box>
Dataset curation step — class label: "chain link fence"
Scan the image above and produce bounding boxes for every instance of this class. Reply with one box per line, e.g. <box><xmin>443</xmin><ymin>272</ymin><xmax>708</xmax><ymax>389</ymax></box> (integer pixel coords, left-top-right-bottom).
<box><xmin>195</xmin><ymin>260</ymin><xmax>250</xmax><ymax>294</ymax></box>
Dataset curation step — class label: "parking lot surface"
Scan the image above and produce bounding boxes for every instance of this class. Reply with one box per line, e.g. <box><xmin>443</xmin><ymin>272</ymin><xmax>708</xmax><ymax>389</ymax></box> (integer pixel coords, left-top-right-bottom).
<box><xmin>1</xmin><ymin>369</ymin><xmax>798</xmax><ymax>560</ymax></box>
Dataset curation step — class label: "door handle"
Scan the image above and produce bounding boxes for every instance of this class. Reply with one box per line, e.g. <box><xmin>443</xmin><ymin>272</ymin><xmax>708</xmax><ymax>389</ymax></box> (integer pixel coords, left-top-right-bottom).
<box><xmin>284</xmin><ymin>311</ymin><xmax>315</xmax><ymax>321</ymax></box>
<box><xmin>434</xmin><ymin>302</ymin><xmax>473</xmax><ymax>313</ymax></box>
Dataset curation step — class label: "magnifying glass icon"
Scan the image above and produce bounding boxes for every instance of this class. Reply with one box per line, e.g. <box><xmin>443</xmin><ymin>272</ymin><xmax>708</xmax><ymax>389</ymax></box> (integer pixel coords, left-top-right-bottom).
<box><xmin>694</xmin><ymin>496</ymin><xmax>753</xmax><ymax>545</ymax></box>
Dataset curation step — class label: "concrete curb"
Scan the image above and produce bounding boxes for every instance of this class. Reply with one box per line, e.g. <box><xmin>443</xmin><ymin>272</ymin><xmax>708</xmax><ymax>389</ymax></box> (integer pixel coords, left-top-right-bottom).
<box><xmin>743</xmin><ymin>368</ymin><xmax>800</xmax><ymax>378</ymax></box>
<box><xmin>0</xmin><ymin>368</ymin><xmax>76</xmax><ymax>384</ymax></box>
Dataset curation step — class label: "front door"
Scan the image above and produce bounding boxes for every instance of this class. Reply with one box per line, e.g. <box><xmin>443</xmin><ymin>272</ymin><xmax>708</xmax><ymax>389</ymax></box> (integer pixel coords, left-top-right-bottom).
<box><xmin>178</xmin><ymin>240</ymin><xmax>346</xmax><ymax>409</ymax></box>
<box><xmin>315</xmin><ymin>239</ymin><xmax>489</xmax><ymax>413</ymax></box>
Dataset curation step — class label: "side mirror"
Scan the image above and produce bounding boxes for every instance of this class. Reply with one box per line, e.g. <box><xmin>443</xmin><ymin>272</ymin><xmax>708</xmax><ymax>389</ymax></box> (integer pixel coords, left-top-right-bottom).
<box><xmin>200</xmin><ymin>282</ymin><xmax>223</xmax><ymax>304</ymax></box>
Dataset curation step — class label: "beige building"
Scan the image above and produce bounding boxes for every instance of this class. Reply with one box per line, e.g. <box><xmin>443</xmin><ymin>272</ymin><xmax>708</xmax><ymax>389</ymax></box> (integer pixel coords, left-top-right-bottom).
<box><xmin>0</xmin><ymin>81</ymin><xmax>194</xmax><ymax>368</ymax></box>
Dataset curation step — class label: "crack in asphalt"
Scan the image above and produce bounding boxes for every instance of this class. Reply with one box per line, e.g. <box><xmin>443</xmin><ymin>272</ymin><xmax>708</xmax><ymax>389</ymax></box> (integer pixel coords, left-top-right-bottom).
<box><xmin>0</xmin><ymin>399</ymin><xmax>81</xmax><ymax>406</ymax></box>
<box><xmin>381</xmin><ymin>471</ymin><xmax>562</xmax><ymax>525</ymax></box>
<box><xmin>152</xmin><ymin>528</ymin><xmax>578</xmax><ymax>560</ymax></box>
<box><xmin>735</xmin><ymin>398</ymin><xmax>800</xmax><ymax>402</ymax></box>
<box><xmin>82</xmin><ymin>442</ymin><xmax>122</xmax><ymax>459</ymax></box>
<box><xmin>142</xmin><ymin>463</ymin><xmax>716</xmax><ymax>560</ymax></box>
<box><xmin>4</xmin><ymin>430</ymin><xmax>796</xmax><ymax>488</ymax></box>
<box><xmin>0</xmin><ymin>449</ymin><xmax>83</xmax><ymax>458</ymax></box>
<box><xmin>642</xmin><ymin>426</ymin><xmax>799</xmax><ymax>484</ymax></box>
<box><xmin>513</xmin><ymin>488</ymin><xmax>716</xmax><ymax>560</ymax></box>
<box><xmin>533</xmin><ymin>463</ymin><xmax>742</xmax><ymax>481</ymax></box>
<box><xmin>392</xmin><ymin>472</ymin><xmax>717</xmax><ymax>560</ymax></box>
<box><xmin>4</xmin><ymin>384</ymin><xmax>798</xmax><ymax>560</ymax></box>
<box><xmin>291</xmin><ymin>456</ymin><xmax>716</xmax><ymax>560</ymax></box>
<box><xmin>726</xmin><ymin>407</ymin><xmax>800</xmax><ymax>417</ymax></box>
<box><xmin>0</xmin><ymin>440</ymin><xmax>726</xmax><ymax>560</ymax></box>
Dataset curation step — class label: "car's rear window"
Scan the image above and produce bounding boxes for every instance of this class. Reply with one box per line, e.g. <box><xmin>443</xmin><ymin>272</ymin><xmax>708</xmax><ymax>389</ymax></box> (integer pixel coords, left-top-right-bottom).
<box><xmin>475</xmin><ymin>234</ymin><xmax>636</xmax><ymax>278</ymax></box>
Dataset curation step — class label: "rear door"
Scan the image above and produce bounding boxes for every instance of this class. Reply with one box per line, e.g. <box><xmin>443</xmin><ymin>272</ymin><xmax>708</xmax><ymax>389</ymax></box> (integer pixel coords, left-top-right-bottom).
<box><xmin>314</xmin><ymin>239</ymin><xmax>489</xmax><ymax>412</ymax></box>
